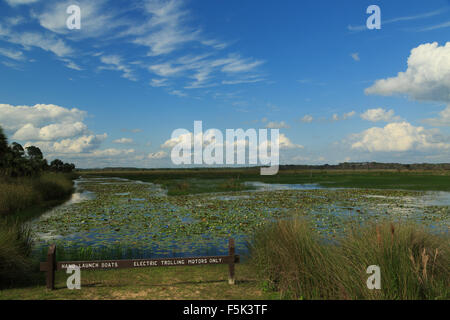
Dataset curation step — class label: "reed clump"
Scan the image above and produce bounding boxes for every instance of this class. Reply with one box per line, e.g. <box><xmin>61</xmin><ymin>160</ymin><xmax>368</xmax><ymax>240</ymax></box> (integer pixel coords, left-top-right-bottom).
<box><xmin>0</xmin><ymin>173</ymin><xmax>74</xmax><ymax>216</ymax></box>
<box><xmin>248</xmin><ymin>219</ymin><xmax>449</xmax><ymax>300</ymax></box>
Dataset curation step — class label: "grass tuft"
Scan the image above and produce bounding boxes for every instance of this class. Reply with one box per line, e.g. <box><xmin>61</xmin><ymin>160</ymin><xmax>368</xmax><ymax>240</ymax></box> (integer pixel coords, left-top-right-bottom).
<box><xmin>248</xmin><ymin>219</ymin><xmax>449</xmax><ymax>300</ymax></box>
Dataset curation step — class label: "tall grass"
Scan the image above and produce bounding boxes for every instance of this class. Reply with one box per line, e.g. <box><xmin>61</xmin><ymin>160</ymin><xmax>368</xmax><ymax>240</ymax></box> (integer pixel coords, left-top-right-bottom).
<box><xmin>248</xmin><ymin>219</ymin><xmax>449</xmax><ymax>300</ymax></box>
<box><xmin>0</xmin><ymin>219</ymin><xmax>35</xmax><ymax>288</ymax></box>
<box><xmin>0</xmin><ymin>173</ymin><xmax>74</xmax><ymax>216</ymax></box>
<box><xmin>0</xmin><ymin>173</ymin><xmax>75</xmax><ymax>288</ymax></box>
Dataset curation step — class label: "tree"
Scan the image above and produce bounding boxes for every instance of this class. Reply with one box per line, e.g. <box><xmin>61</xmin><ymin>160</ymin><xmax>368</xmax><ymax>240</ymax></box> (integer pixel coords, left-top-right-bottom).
<box><xmin>0</xmin><ymin>126</ymin><xmax>9</xmax><ymax>171</ymax></box>
<box><xmin>0</xmin><ymin>127</ymin><xmax>75</xmax><ymax>176</ymax></box>
<box><xmin>50</xmin><ymin>159</ymin><xmax>64</xmax><ymax>172</ymax></box>
<box><xmin>26</xmin><ymin>146</ymin><xmax>43</xmax><ymax>160</ymax></box>
<box><xmin>10</xmin><ymin>142</ymin><xmax>25</xmax><ymax>158</ymax></box>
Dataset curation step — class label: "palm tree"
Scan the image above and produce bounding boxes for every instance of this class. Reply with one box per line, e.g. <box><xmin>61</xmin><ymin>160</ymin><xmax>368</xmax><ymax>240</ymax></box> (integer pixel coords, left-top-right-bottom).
<box><xmin>0</xmin><ymin>126</ymin><xmax>10</xmax><ymax>175</ymax></box>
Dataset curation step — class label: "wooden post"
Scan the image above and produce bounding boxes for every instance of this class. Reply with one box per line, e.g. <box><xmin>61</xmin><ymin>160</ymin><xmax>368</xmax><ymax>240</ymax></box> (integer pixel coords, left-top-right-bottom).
<box><xmin>46</xmin><ymin>244</ymin><xmax>56</xmax><ymax>290</ymax></box>
<box><xmin>228</xmin><ymin>238</ymin><xmax>235</xmax><ymax>285</ymax></box>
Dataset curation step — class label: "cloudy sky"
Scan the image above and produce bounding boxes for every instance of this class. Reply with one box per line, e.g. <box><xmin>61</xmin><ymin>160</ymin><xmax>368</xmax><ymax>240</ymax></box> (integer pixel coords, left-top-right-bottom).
<box><xmin>0</xmin><ymin>0</ymin><xmax>449</xmax><ymax>168</ymax></box>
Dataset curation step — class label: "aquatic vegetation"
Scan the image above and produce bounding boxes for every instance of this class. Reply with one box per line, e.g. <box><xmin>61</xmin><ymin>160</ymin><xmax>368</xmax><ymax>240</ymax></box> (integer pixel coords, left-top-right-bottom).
<box><xmin>30</xmin><ymin>177</ymin><xmax>449</xmax><ymax>259</ymax></box>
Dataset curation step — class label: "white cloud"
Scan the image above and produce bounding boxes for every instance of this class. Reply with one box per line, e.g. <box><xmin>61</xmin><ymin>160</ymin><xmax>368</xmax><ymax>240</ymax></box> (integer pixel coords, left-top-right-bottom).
<box><xmin>0</xmin><ymin>103</ymin><xmax>115</xmax><ymax>158</ymax></box>
<box><xmin>35</xmin><ymin>0</ymin><xmax>121</xmax><ymax>39</ymax></box>
<box><xmin>351</xmin><ymin>122</ymin><xmax>450</xmax><ymax>152</ymax></box>
<box><xmin>161</xmin><ymin>131</ymin><xmax>302</xmax><ymax>150</ymax></box>
<box><xmin>0</xmin><ymin>47</ymin><xmax>24</xmax><ymax>60</ymax></box>
<box><xmin>301</xmin><ymin>115</ymin><xmax>313</xmax><ymax>123</ymax></box>
<box><xmin>422</xmin><ymin>105</ymin><xmax>450</xmax><ymax>126</ymax></box>
<box><xmin>222</xmin><ymin>77</ymin><xmax>265</xmax><ymax>85</ymax></box>
<box><xmin>12</xmin><ymin>122</ymin><xmax>87</xmax><ymax>141</ymax></box>
<box><xmin>113</xmin><ymin>138</ymin><xmax>134</xmax><ymax>144</ymax></box>
<box><xmin>365</xmin><ymin>42</ymin><xmax>450</xmax><ymax>103</ymax></box>
<box><xmin>125</xmin><ymin>0</ymin><xmax>200</xmax><ymax>56</ymax></box>
<box><xmin>5</xmin><ymin>0</ymin><xmax>39</xmax><ymax>6</ymax></box>
<box><xmin>161</xmin><ymin>132</ymin><xmax>192</xmax><ymax>149</ymax></box>
<box><xmin>221</xmin><ymin>57</ymin><xmax>264</xmax><ymax>73</ymax></box>
<box><xmin>348</xmin><ymin>9</ymin><xmax>446</xmax><ymax>32</ymax></box>
<box><xmin>419</xmin><ymin>21</ymin><xmax>450</xmax><ymax>32</ymax></box>
<box><xmin>0</xmin><ymin>104</ymin><xmax>85</xmax><ymax>131</ymax></box>
<box><xmin>61</xmin><ymin>59</ymin><xmax>82</xmax><ymax>71</ymax></box>
<box><xmin>351</xmin><ymin>53</ymin><xmax>360</xmax><ymax>61</ymax></box>
<box><xmin>265</xmin><ymin>121</ymin><xmax>290</xmax><ymax>129</ymax></box>
<box><xmin>361</xmin><ymin>108</ymin><xmax>401</xmax><ymax>122</ymax></box>
<box><xmin>148</xmin><ymin>54</ymin><xmax>264</xmax><ymax>89</ymax></box>
<box><xmin>343</xmin><ymin>111</ymin><xmax>356</xmax><ymax>119</ymax></box>
<box><xmin>169</xmin><ymin>90</ymin><xmax>187</xmax><ymax>97</ymax></box>
<box><xmin>0</xmin><ymin>24</ymin><xmax>72</xmax><ymax>57</ymax></box>
<box><xmin>23</xmin><ymin>133</ymin><xmax>107</xmax><ymax>154</ymax></box>
<box><xmin>148</xmin><ymin>151</ymin><xmax>168</xmax><ymax>159</ymax></box>
<box><xmin>52</xmin><ymin>134</ymin><xmax>108</xmax><ymax>153</ymax></box>
<box><xmin>278</xmin><ymin>133</ymin><xmax>303</xmax><ymax>149</ymax></box>
<box><xmin>90</xmin><ymin>148</ymin><xmax>134</xmax><ymax>157</ymax></box>
<box><xmin>150</xmin><ymin>78</ymin><xmax>169</xmax><ymax>87</ymax></box>
<box><xmin>100</xmin><ymin>55</ymin><xmax>136</xmax><ymax>81</ymax></box>
<box><xmin>0</xmin><ymin>0</ymin><xmax>265</xmax><ymax>94</ymax></box>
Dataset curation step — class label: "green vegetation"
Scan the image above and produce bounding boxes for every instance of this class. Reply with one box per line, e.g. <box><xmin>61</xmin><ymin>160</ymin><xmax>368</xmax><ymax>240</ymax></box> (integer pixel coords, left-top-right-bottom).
<box><xmin>0</xmin><ymin>125</ymin><xmax>77</xmax><ymax>289</ymax></box>
<box><xmin>0</xmin><ymin>125</ymin><xmax>75</xmax><ymax>178</ymax></box>
<box><xmin>0</xmin><ymin>172</ymin><xmax>75</xmax><ymax>218</ymax></box>
<box><xmin>249</xmin><ymin>219</ymin><xmax>449</xmax><ymax>300</ymax></box>
<box><xmin>31</xmin><ymin>176</ymin><xmax>449</xmax><ymax>261</ymax></box>
<box><xmin>84</xmin><ymin>168</ymin><xmax>450</xmax><ymax>194</ymax></box>
<box><xmin>0</xmin><ymin>220</ymin><xmax>34</xmax><ymax>289</ymax></box>
<box><xmin>0</xmin><ymin>172</ymin><xmax>75</xmax><ymax>289</ymax></box>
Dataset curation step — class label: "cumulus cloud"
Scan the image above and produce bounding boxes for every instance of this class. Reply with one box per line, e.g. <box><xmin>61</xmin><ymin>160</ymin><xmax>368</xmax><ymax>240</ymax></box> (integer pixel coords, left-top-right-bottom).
<box><xmin>0</xmin><ymin>103</ymin><xmax>117</xmax><ymax>159</ymax></box>
<box><xmin>12</xmin><ymin>122</ymin><xmax>87</xmax><ymax>141</ymax></box>
<box><xmin>332</xmin><ymin>111</ymin><xmax>356</xmax><ymax>121</ymax></box>
<box><xmin>0</xmin><ymin>103</ymin><xmax>85</xmax><ymax>131</ymax></box>
<box><xmin>161</xmin><ymin>131</ymin><xmax>302</xmax><ymax>151</ymax></box>
<box><xmin>365</xmin><ymin>42</ymin><xmax>450</xmax><ymax>103</ymax></box>
<box><xmin>52</xmin><ymin>134</ymin><xmax>108</xmax><ymax>153</ymax></box>
<box><xmin>361</xmin><ymin>108</ymin><xmax>401</xmax><ymax>122</ymax></box>
<box><xmin>113</xmin><ymin>138</ymin><xmax>134</xmax><ymax>144</ymax></box>
<box><xmin>278</xmin><ymin>133</ymin><xmax>303</xmax><ymax>149</ymax></box>
<box><xmin>351</xmin><ymin>122</ymin><xmax>450</xmax><ymax>152</ymax></box>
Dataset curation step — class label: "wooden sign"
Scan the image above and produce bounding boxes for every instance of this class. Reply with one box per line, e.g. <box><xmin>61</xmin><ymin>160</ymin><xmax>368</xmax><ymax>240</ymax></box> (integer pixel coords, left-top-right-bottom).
<box><xmin>40</xmin><ymin>238</ymin><xmax>239</xmax><ymax>290</ymax></box>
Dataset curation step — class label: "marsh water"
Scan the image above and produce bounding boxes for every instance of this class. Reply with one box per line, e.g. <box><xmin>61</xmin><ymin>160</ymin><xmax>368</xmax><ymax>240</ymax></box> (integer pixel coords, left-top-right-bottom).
<box><xmin>30</xmin><ymin>176</ymin><xmax>450</xmax><ymax>259</ymax></box>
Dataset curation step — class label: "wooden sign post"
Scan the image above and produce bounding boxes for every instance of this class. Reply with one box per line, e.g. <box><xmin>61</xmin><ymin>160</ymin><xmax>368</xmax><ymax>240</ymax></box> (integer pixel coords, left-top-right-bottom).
<box><xmin>228</xmin><ymin>238</ymin><xmax>235</xmax><ymax>285</ymax></box>
<box><xmin>43</xmin><ymin>244</ymin><xmax>56</xmax><ymax>290</ymax></box>
<box><xmin>40</xmin><ymin>238</ymin><xmax>239</xmax><ymax>290</ymax></box>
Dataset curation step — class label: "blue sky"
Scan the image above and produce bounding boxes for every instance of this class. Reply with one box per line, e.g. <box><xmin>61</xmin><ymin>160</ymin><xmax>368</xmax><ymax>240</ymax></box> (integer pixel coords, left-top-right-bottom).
<box><xmin>0</xmin><ymin>0</ymin><xmax>449</xmax><ymax>168</ymax></box>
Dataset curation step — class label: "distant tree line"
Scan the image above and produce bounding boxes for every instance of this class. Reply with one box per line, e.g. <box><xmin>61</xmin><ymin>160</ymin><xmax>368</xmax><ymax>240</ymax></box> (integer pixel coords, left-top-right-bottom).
<box><xmin>281</xmin><ymin>162</ymin><xmax>450</xmax><ymax>171</ymax></box>
<box><xmin>0</xmin><ymin>126</ymin><xmax>75</xmax><ymax>177</ymax></box>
